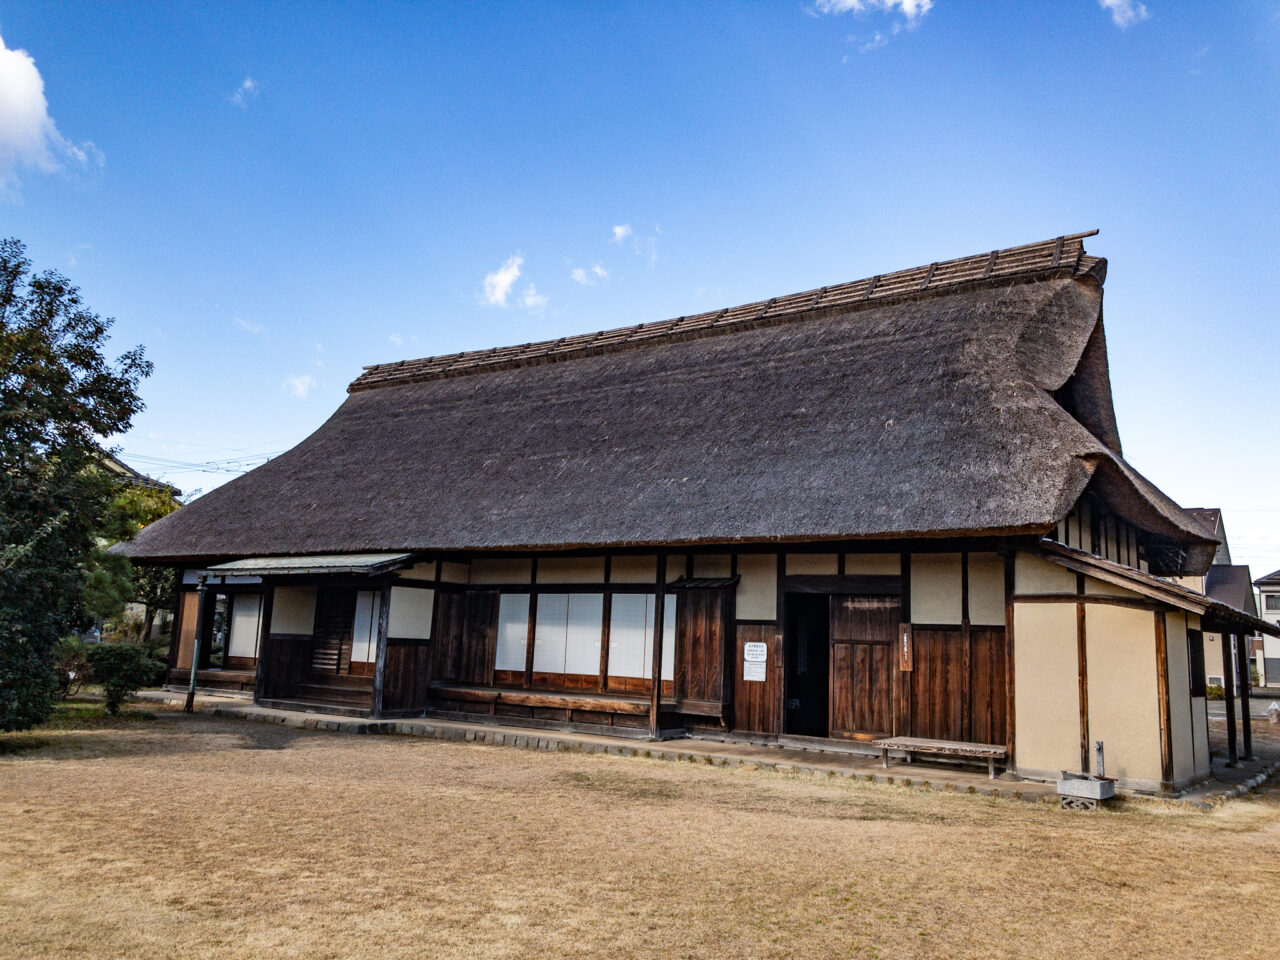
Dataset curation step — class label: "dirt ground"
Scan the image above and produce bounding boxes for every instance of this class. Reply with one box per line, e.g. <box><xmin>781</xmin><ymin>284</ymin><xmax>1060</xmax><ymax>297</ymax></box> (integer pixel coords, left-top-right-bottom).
<box><xmin>2</xmin><ymin>705</ymin><xmax>1279</xmax><ymax>960</ymax></box>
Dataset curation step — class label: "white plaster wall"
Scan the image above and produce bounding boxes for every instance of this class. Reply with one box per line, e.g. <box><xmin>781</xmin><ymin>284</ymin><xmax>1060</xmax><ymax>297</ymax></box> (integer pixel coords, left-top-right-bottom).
<box><xmin>786</xmin><ymin>554</ymin><xmax>838</xmax><ymax>576</ymax></box>
<box><xmin>911</xmin><ymin>553</ymin><xmax>962</xmax><ymax>625</ymax></box>
<box><xmin>736</xmin><ymin>554</ymin><xmax>777</xmax><ymax>621</ymax></box>
<box><xmin>470</xmin><ymin>559</ymin><xmax>532</xmax><ymax>584</ymax></box>
<box><xmin>271</xmin><ymin>587</ymin><xmax>317</xmax><ymax>635</ymax></box>
<box><xmin>1013</xmin><ymin>602</ymin><xmax>1080</xmax><ymax>778</ymax></box>
<box><xmin>1015</xmin><ymin>554</ymin><xmax>1076</xmax><ymax>595</ymax></box>
<box><xmin>842</xmin><ymin>554</ymin><xmax>900</xmax><ymax>575</ymax></box>
<box><xmin>967</xmin><ymin>553</ymin><xmax>1005</xmax><ymax>626</ymax></box>
<box><xmin>610</xmin><ymin>556</ymin><xmax>657</xmax><ymax>583</ymax></box>
<box><xmin>538</xmin><ymin>557</ymin><xmax>605</xmax><ymax>583</ymax></box>
<box><xmin>388</xmin><ymin>586</ymin><xmax>434</xmax><ymax>640</ymax></box>
<box><xmin>1085</xmin><ymin>605</ymin><xmax>1163</xmax><ymax>786</ymax></box>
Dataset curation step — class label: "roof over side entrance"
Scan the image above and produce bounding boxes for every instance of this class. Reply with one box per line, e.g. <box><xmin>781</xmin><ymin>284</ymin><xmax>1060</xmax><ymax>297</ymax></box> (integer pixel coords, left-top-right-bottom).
<box><xmin>118</xmin><ymin>232</ymin><xmax>1215</xmax><ymax>566</ymax></box>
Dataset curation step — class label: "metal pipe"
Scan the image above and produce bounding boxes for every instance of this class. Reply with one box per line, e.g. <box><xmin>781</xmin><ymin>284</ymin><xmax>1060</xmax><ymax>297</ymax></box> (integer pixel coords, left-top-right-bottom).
<box><xmin>183</xmin><ymin>574</ymin><xmax>208</xmax><ymax>714</ymax></box>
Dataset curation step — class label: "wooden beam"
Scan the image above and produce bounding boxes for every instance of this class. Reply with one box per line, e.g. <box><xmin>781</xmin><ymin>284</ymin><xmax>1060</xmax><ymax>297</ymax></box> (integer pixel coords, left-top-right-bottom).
<box><xmin>1221</xmin><ymin>632</ymin><xmax>1238</xmax><ymax>766</ymax></box>
<box><xmin>650</xmin><ymin>553</ymin><xmax>668</xmax><ymax>738</ymax></box>
<box><xmin>1154</xmin><ymin>611</ymin><xmax>1173</xmax><ymax>789</ymax></box>
<box><xmin>1236</xmin><ymin>630</ymin><xmax>1254</xmax><ymax>761</ymax></box>
<box><xmin>1010</xmin><ymin>593</ymin><xmax>1163</xmax><ymax>611</ymax></box>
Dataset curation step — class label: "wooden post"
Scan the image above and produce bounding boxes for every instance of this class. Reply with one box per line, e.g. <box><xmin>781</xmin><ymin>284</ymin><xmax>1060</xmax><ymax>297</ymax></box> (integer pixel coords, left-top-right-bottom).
<box><xmin>1221</xmin><ymin>632</ymin><xmax>1238</xmax><ymax>767</ymax></box>
<box><xmin>1075</xmin><ymin>573</ymin><xmax>1090</xmax><ymax>774</ymax></box>
<box><xmin>371</xmin><ymin>580</ymin><xmax>392</xmax><ymax>719</ymax></box>
<box><xmin>1236</xmin><ymin>630</ymin><xmax>1253</xmax><ymax>761</ymax></box>
<box><xmin>183</xmin><ymin>574</ymin><xmax>208</xmax><ymax>714</ymax></box>
<box><xmin>253</xmin><ymin>587</ymin><xmax>275</xmax><ymax>704</ymax></box>
<box><xmin>1154</xmin><ymin>611</ymin><xmax>1173</xmax><ymax>789</ymax></box>
<box><xmin>650</xmin><ymin>554</ymin><xmax>668</xmax><ymax>739</ymax></box>
<box><xmin>1003</xmin><ymin>552</ymin><xmax>1016</xmax><ymax>771</ymax></box>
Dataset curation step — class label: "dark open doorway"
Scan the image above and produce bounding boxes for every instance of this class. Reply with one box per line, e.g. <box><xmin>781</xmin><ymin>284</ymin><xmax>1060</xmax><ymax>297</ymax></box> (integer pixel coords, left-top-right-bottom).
<box><xmin>784</xmin><ymin>593</ymin><xmax>830</xmax><ymax>737</ymax></box>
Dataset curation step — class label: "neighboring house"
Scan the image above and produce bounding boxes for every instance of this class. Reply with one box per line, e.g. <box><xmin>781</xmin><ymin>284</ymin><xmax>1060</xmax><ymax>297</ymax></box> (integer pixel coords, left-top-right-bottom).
<box><xmin>101</xmin><ymin>451</ymin><xmax>181</xmax><ymax>497</ymax></box>
<box><xmin>117</xmin><ymin>232</ymin><xmax>1277</xmax><ymax>794</ymax></box>
<box><xmin>1180</xmin><ymin>508</ymin><xmax>1263</xmax><ymax>688</ymax></box>
<box><xmin>1253</xmin><ymin>569</ymin><xmax>1280</xmax><ymax>685</ymax></box>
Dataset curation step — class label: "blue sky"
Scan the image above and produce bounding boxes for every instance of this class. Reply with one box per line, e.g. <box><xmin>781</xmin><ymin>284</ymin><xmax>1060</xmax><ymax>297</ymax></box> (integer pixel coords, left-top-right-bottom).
<box><xmin>4</xmin><ymin>1</ymin><xmax>1280</xmax><ymax>575</ymax></box>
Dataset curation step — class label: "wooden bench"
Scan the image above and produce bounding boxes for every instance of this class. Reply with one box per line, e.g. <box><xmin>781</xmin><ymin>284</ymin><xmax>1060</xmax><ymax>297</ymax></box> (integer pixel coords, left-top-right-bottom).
<box><xmin>872</xmin><ymin>737</ymin><xmax>1008</xmax><ymax>779</ymax></box>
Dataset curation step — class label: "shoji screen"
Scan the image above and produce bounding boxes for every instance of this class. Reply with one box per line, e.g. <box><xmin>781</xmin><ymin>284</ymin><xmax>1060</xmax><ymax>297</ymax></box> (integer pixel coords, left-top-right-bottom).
<box><xmin>350</xmin><ymin>591</ymin><xmax>382</xmax><ymax>663</ymax></box>
<box><xmin>533</xmin><ymin>594</ymin><xmax>604</xmax><ymax>676</ymax></box>
<box><xmin>494</xmin><ymin>593</ymin><xmax>531</xmax><ymax>671</ymax></box>
<box><xmin>607</xmin><ymin>593</ymin><xmax>675</xmax><ymax>681</ymax></box>
<box><xmin>227</xmin><ymin>594</ymin><xmax>263</xmax><ymax>659</ymax></box>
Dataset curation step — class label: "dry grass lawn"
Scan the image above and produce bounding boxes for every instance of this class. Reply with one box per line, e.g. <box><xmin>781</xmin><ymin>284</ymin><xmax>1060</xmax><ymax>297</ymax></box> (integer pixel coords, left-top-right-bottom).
<box><xmin>2</xmin><ymin>706</ymin><xmax>1279</xmax><ymax>960</ymax></box>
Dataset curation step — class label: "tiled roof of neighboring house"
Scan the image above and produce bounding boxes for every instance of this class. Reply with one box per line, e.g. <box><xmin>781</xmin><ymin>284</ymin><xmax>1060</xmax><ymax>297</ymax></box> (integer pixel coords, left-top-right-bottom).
<box><xmin>1204</xmin><ymin>565</ymin><xmax>1258</xmax><ymax>618</ymax></box>
<box><xmin>117</xmin><ymin>232</ymin><xmax>1215</xmax><ymax>569</ymax></box>
<box><xmin>101</xmin><ymin>452</ymin><xmax>181</xmax><ymax>497</ymax></box>
<box><xmin>1255</xmin><ymin>569</ymin><xmax>1280</xmax><ymax>585</ymax></box>
<box><xmin>1184</xmin><ymin>507</ymin><xmax>1230</xmax><ymax>565</ymax></box>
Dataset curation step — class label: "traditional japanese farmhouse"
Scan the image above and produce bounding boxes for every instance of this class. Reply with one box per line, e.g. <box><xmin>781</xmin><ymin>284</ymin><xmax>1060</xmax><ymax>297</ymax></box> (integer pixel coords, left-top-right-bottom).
<box><xmin>119</xmin><ymin>231</ymin><xmax>1277</xmax><ymax>793</ymax></box>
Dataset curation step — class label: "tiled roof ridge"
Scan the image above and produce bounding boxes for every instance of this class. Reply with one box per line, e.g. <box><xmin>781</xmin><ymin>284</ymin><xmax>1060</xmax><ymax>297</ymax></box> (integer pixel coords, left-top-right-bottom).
<box><xmin>349</xmin><ymin>230</ymin><xmax>1102</xmax><ymax>393</ymax></box>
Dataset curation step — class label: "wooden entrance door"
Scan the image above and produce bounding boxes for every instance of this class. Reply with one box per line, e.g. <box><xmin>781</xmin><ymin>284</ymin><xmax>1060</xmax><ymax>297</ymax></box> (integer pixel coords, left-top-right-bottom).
<box><xmin>828</xmin><ymin>595</ymin><xmax>899</xmax><ymax>740</ymax></box>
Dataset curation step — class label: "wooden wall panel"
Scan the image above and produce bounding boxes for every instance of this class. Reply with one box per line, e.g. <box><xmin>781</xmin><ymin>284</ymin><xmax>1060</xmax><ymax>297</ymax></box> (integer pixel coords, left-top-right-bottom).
<box><xmin>676</xmin><ymin>589</ymin><xmax>732</xmax><ymax>705</ymax></box>
<box><xmin>173</xmin><ymin>590</ymin><xmax>199</xmax><ymax>670</ymax></box>
<box><xmin>430</xmin><ymin>589</ymin><xmax>467</xmax><ymax>682</ymax></box>
<box><xmin>968</xmin><ymin>626</ymin><xmax>1008</xmax><ymax>746</ymax></box>
<box><xmin>383</xmin><ymin>641</ymin><xmax>432</xmax><ymax>714</ymax></box>
<box><xmin>461</xmin><ymin>590</ymin><xmax>499</xmax><ymax>685</ymax></box>
<box><xmin>733</xmin><ymin>624</ymin><xmax>781</xmax><ymax>734</ymax></box>
<box><xmin>909</xmin><ymin>628</ymin><xmax>965</xmax><ymax>742</ymax></box>
<box><xmin>829</xmin><ymin>596</ymin><xmax>899</xmax><ymax>739</ymax></box>
<box><xmin>258</xmin><ymin>634</ymin><xmax>309</xmax><ymax>700</ymax></box>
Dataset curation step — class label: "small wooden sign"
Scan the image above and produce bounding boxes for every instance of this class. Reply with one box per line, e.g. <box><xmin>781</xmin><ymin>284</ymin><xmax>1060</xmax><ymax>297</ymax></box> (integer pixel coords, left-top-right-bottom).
<box><xmin>899</xmin><ymin>623</ymin><xmax>913</xmax><ymax>671</ymax></box>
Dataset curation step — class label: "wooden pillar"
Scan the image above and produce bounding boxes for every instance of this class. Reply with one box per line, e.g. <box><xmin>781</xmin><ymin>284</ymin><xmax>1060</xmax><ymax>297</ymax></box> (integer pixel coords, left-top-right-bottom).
<box><xmin>649</xmin><ymin>554</ymin><xmax>668</xmax><ymax>739</ymax></box>
<box><xmin>253</xmin><ymin>587</ymin><xmax>275</xmax><ymax>704</ymax></box>
<box><xmin>1154</xmin><ymin>611</ymin><xmax>1173</xmax><ymax>789</ymax></box>
<box><xmin>1221</xmin><ymin>632</ymin><xmax>1238</xmax><ymax>766</ymax></box>
<box><xmin>183</xmin><ymin>574</ymin><xmax>208</xmax><ymax>714</ymax></box>
<box><xmin>1236</xmin><ymin>630</ymin><xmax>1253</xmax><ymax>761</ymax></box>
<box><xmin>371</xmin><ymin>580</ymin><xmax>392</xmax><ymax>719</ymax></box>
<box><xmin>1003</xmin><ymin>552</ymin><xmax>1016</xmax><ymax>770</ymax></box>
<box><xmin>1075</xmin><ymin>573</ymin><xmax>1090</xmax><ymax>774</ymax></box>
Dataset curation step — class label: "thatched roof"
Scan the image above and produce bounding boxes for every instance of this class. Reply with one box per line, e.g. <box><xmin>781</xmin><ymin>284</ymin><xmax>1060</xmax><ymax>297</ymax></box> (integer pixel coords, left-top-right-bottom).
<box><xmin>119</xmin><ymin>232</ymin><xmax>1216</xmax><ymax>568</ymax></box>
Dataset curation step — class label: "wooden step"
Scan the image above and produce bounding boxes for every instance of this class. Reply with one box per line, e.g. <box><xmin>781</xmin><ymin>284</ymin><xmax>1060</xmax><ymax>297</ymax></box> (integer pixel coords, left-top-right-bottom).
<box><xmin>294</xmin><ymin>683</ymin><xmax>372</xmax><ymax>707</ymax></box>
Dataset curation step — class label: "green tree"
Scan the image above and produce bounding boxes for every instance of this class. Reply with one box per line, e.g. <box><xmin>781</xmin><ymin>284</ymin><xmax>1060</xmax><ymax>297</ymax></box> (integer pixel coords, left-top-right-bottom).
<box><xmin>0</xmin><ymin>238</ymin><xmax>151</xmax><ymax>731</ymax></box>
<box><xmin>84</xmin><ymin>483</ymin><xmax>181</xmax><ymax>641</ymax></box>
<box><xmin>86</xmin><ymin>641</ymin><xmax>156</xmax><ymax>715</ymax></box>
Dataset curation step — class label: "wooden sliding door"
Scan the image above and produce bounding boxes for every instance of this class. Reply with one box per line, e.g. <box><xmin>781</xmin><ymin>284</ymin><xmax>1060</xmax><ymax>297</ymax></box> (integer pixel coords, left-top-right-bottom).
<box><xmin>828</xmin><ymin>595</ymin><xmax>899</xmax><ymax>740</ymax></box>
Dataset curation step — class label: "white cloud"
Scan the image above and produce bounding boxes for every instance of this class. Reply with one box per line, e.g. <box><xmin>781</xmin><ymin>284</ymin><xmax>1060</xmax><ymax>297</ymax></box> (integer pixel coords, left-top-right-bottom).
<box><xmin>813</xmin><ymin>0</ymin><xmax>933</xmax><ymax>24</ymax></box>
<box><xmin>230</xmin><ymin>77</ymin><xmax>259</xmax><ymax>108</ymax></box>
<box><xmin>1098</xmin><ymin>0</ymin><xmax>1149</xmax><ymax>28</ymax></box>
<box><xmin>570</xmin><ymin>263</ymin><xmax>609</xmax><ymax>285</ymax></box>
<box><xmin>284</xmin><ymin>374</ymin><xmax>316</xmax><ymax>399</ymax></box>
<box><xmin>520</xmin><ymin>284</ymin><xmax>548</xmax><ymax>311</ymax></box>
<box><xmin>610</xmin><ymin>224</ymin><xmax>632</xmax><ymax>244</ymax></box>
<box><xmin>861</xmin><ymin>32</ymin><xmax>889</xmax><ymax>52</ymax></box>
<box><xmin>388</xmin><ymin>332</ymin><xmax>404</xmax><ymax>347</ymax></box>
<box><xmin>483</xmin><ymin>253</ymin><xmax>523</xmax><ymax>306</ymax></box>
<box><xmin>233</xmin><ymin>316</ymin><xmax>263</xmax><ymax>335</ymax></box>
<box><xmin>0</xmin><ymin>32</ymin><xmax>101</xmax><ymax>198</ymax></box>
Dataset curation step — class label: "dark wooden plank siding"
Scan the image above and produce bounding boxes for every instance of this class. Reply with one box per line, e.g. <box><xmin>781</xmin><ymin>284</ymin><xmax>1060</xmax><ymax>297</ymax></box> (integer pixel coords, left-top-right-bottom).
<box><xmin>383</xmin><ymin>641</ymin><xmax>432</xmax><ymax>714</ymax></box>
<box><xmin>430</xmin><ymin>589</ymin><xmax>467</xmax><ymax>682</ymax></box>
<box><xmin>733</xmin><ymin>623</ymin><xmax>781</xmax><ymax>733</ymax></box>
<box><xmin>967</xmin><ymin>625</ymin><xmax>1008</xmax><ymax>746</ymax></box>
<box><xmin>676</xmin><ymin>589</ymin><xmax>732</xmax><ymax>705</ymax></box>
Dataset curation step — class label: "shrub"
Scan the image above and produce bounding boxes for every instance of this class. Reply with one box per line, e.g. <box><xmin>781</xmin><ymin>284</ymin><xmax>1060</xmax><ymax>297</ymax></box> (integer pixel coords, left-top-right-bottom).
<box><xmin>53</xmin><ymin>637</ymin><xmax>92</xmax><ymax>700</ymax></box>
<box><xmin>86</xmin><ymin>642</ymin><xmax>158</xmax><ymax>715</ymax></box>
<box><xmin>1206</xmin><ymin>683</ymin><xmax>1226</xmax><ymax>701</ymax></box>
